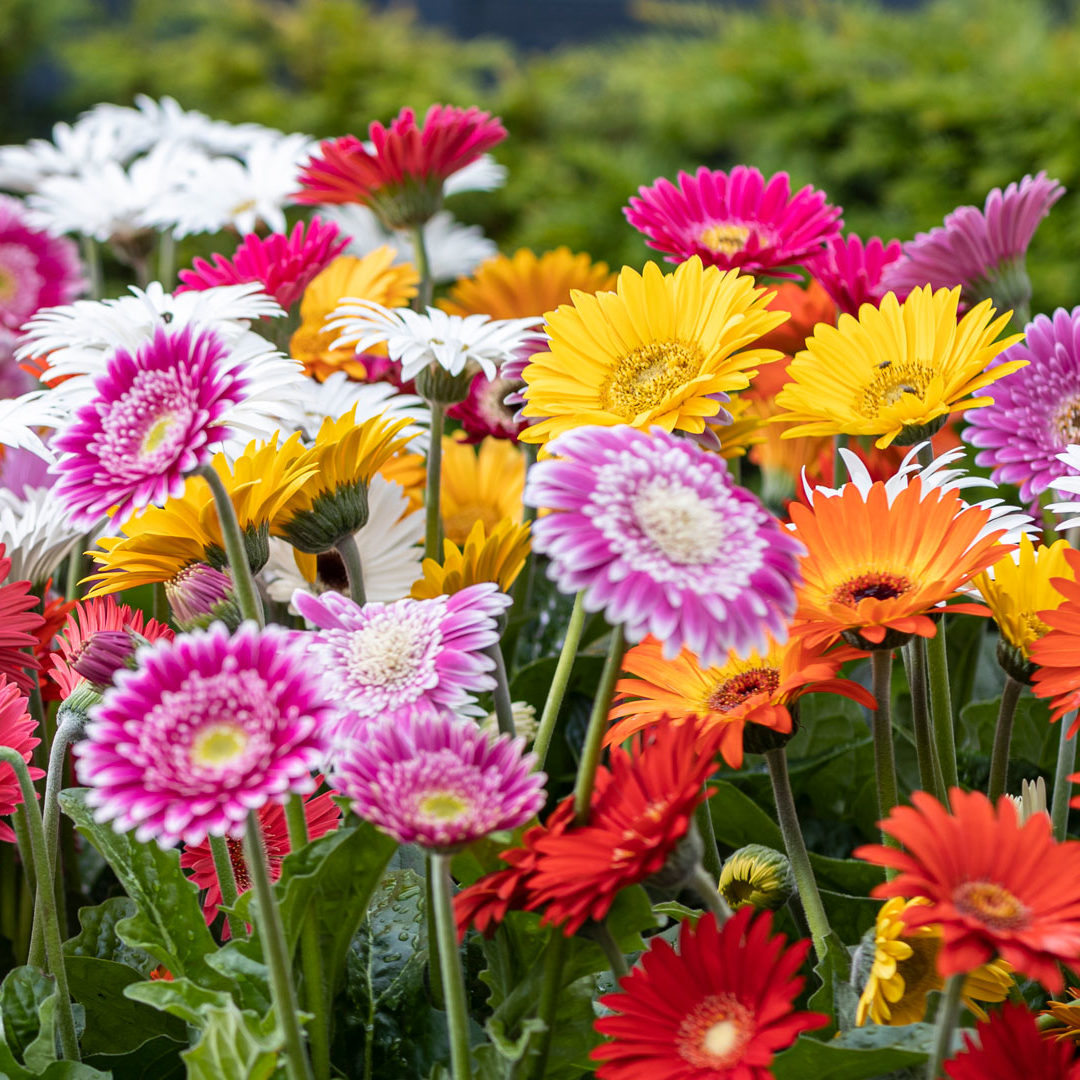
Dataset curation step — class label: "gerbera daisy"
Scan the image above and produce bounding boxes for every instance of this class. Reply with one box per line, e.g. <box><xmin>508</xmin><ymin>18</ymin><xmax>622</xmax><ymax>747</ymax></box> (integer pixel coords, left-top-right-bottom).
<box><xmin>624</xmin><ymin>165</ymin><xmax>842</xmax><ymax>278</ymax></box>
<box><xmin>294</xmin><ymin>374</ymin><xmax>428</xmax><ymax>447</ymax></box>
<box><xmin>964</xmin><ymin>308</ymin><xmax>1080</xmax><ymax>510</ymax></box>
<box><xmin>855</xmin><ymin>788</ymin><xmax>1080</xmax><ymax>990</ymax></box>
<box><xmin>525</xmin><ymin>425</ymin><xmax>803</xmax><ymax>667</ymax></box>
<box><xmin>292</xmin><ymin>582</ymin><xmax>510</xmax><ymax>724</ymax></box>
<box><xmin>592</xmin><ymin>907</ymin><xmax>828</xmax><ymax>1079</ymax></box>
<box><xmin>447</xmin><ymin>371</ymin><xmax>530</xmax><ymax>443</ymax></box>
<box><xmin>0</xmin><ymin>544</ymin><xmax>44</xmax><ymax>695</ymax></box>
<box><xmin>606</xmin><ymin>635</ymin><xmax>874</xmax><ymax>768</ymax></box>
<box><xmin>1044</xmin><ymin>987</ymin><xmax>1080</xmax><ymax>1044</ymax></box>
<box><xmin>1048</xmin><ymin>446</ymin><xmax>1080</xmax><ymax>528</ymax></box>
<box><xmin>754</xmin><ymin>279</ymin><xmax>838</xmax><ymax>367</ymax></box>
<box><xmin>809</xmin><ymin>232</ymin><xmax>903</xmax><ymax>317</ymax></box>
<box><xmin>330</xmin><ymin>705</ymin><xmax>545</xmax><ymax>850</ymax></box>
<box><xmin>294</xmin><ymin>105</ymin><xmax>506</xmax><ymax>228</ymax></box>
<box><xmin>518</xmin><ymin>257</ymin><xmax>786</xmax><ymax>450</ymax></box>
<box><xmin>180</xmin><ymin>785</ymin><xmax>340</xmax><ymax>936</ymax></box>
<box><xmin>709</xmin><ymin>396</ymin><xmax>769</xmax><ymax>461</ymax></box>
<box><xmin>0</xmin><ymin>676</ymin><xmax>44</xmax><ymax>843</ymax></box>
<box><xmin>774</xmin><ymin>285</ymin><xmax>1023</xmax><ymax>448</ymax></box>
<box><xmin>0</xmin><ymin>486</ymin><xmax>82</xmax><ymax>587</ymax></box>
<box><xmin>74</xmin><ymin>622</ymin><xmax>332</xmax><ymax>847</ymax></box>
<box><xmin>411</xmin><ymin>517</ymin><xmax>530</xmax><ymax>599</ymax></box>
<box><xmin>855</xmin><ymin>896</ymin><xmax>1013</xmax><ymax>1027</ymax></box>
<box><xmin>1029</xmin><ymin>553</ymin><xmax>1080</xmax><ymax>728</ymax></box>
<box><xmin>440</xmin><ymin>436</ymin><xmax>525</xmax><ymax>546</ymax></box>
<box><xmin>30</xmin><ymin>588</ymin><xmax>76</xmax><ymax>704</ymax></box>
<box><xmin>177</xmin><ymin>217</ymin><xmax>347</xmax><ymax>311</ymax></box>
<box><xmin>164</xmin><ymin>563</ymin><xmax>238</xmax><ymax>632</ymax></box>
<box><xmin>882</xmin><ymin>172</ymin><xmax>1065</xmax><ymax>314</ymax></box>
<box><xmin>944</xmin><ymin>1002</ymin><xmax>1080</xmax><ymax>1080</ymax></box>
<box><xmin>718</xmin><ymin>844</ymin><xmax>794</xmax><ymax>912</ymax></box>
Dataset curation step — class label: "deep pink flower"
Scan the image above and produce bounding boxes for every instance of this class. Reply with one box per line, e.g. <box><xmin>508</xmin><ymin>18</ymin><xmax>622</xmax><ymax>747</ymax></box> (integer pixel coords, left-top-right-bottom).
<box><xmin>50</xmin><ymin>324</ymin><xmax>247</xmax><ymax>528</ymax></box>
<box><xmin>0</xmin><ymin>676</ymin><xmax>43</xmax><ymax>843</ymax></box>
<box><xmin>525</xmin><ymin>425</ymin><xmax>803</xmax><ymax>667</ymax></box>
<box><xmin>331</xmin><ymin>704</ymin><xmax>545</xmax><ymax>850</ymax></box>
<box><xmin>0</xmin><ymin>544</ymin><xmax>45</xmax><ymax>696</ymax></box>
<box><xmin>810</xmin><ymin>232</ymin><xmax>903</xmax><ymax>316</ymax></box>
<box><xmin>74</xmin><ymin>622</ymin><xmax>332</xmax><ymax>847</ymax></box>
<box><xmin>624</xmin><ymin>165</ymin><xmax>842</xmax><ymax>278</ymax></box>
<box><xmin>447</xmin><ymin>371</ymin><xmax>527</xmax><ymax>442</ymax></box>
<box><xmin>176</xmin><ymin>217</ymin><xmax>347</xmax><ymax>311</ymax></box>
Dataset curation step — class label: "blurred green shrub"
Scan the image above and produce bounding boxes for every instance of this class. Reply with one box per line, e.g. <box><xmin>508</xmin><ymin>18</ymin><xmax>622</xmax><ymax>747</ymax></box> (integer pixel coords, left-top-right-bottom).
<box><xmin>14</xmin><ymin>0</ymin><xmax>1080</xmax><ymax>309</ymax></box>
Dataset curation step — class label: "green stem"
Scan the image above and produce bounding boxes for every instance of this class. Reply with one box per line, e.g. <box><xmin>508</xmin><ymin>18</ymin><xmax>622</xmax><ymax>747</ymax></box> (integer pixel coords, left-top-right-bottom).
<box><xmin>431</xmin><ymin>851</ymin><xmax>472</xmax><ymax>1080</ymax></box>
<box><xmin>243</xmin><ymin>810</ymin><xmax>314</xmax><ymax>1080</ymax></box>
<box><xmin>201</xmin><ymin>465</ymin><xmax>264</xmax><ymax>626</ymax></box>
<box><xmin>485</xmin><ymin>642</ymin><xmax>516</xmax><ymax>737</ymax></box>
<box><xmin>908</xmin><ymin>639</ymin><xmax>947</xmax><ymax>802</ymax></box>
<box><xmin>1052</xmin><ymin>712</ymin><xmax>1077</xmax><ymax>842</ymax></box>
<box><xmin>764</xmin><ymin>747</ymin><xmax>834</xmax><ymax>965</ymax></box>
<box><xmin>927</xmin><ymin>621</ymin><xmax>959</xmax><ymax>792</ymax></box>
<box><xmin>926</xmin><ymin>974</ymin><xmax>964</xmax><ymax>1079</ymax></box>
<box><xmin>411</xmin><ymin>224</ymin><xmax>433</xmax><ymax>311</ymax></box>
<box><xmin>988</xmin><ymin>675</ymin><xmax>1023</xmax><ymax>803</ymax></box>
<box><xmin>424</xmin><ymin>403</ymin><xmax>446</xmax><ymax>561</ymax></box>
<box><xmin>335</xmin><ymin>532</ymin><xmax>367</xmax><ymax>606</ymax></box>
<box><xmin>532</xmin><ymin>591</ymin><xmax>587</xmax><ymax>770</ymax></box>
<box><xmin>832</xmin><ymin>433</ymin><xmax>848</xmax><ymax>488</ymax></box>
<box><xmin>425</xmin><ymin>855</ymin><xmax>445</xmax><ymax>1011</ymax></box>
<box><xmin>209</xmin><ymin>835</ymin><xmax>248</xmax><ymax>942</ymax></box>
<box><xmin>573</xmin><ymin>625</ymin><xmax>626</xmax><ymax>825</ymax></box>
<box><xmin>690</xmin><ymin>863</ymin><xmax>732</xmax><ymax>925</ymax></box>
<box><xmin>157</xmin><ymin>230</ymin><xmax>176</xmax><ymax>290</ymax></box>
<box><xmin>0</xmin><ymin>748</ymin><xmax>80</xmax><ymax>1060</ymax></box>
<box><xmin>64</xmin><ymin>542</ymin><xmax>84</xmax><ymax>602</ymax></box>
<box><xmin>694</xmin><ymin>798</ymin><xmax>724</xmax><ymax>883</ymax></box>
<box><xmin>152</xmin><ymin>581</ymin><xmax>167</xmax><ymax>625</ymax></box>
<box><xmin>81</xmin><ymin>237</ymin><xmax>102</xmax><ymax>300</ymax></box>
<box><xmin>870</xmin><ymin>650</ymin><xmax>901</xmax><ymax>862</ymax></box>
<box><xmin>592</xmin><ymin>919</ymin><xmax>629</xmax><ymax>980</ymax></box>
<box><xmin>526</xmin><ymin>931</ymin><xmax>568</xmax><ymax>1080</ymax></box>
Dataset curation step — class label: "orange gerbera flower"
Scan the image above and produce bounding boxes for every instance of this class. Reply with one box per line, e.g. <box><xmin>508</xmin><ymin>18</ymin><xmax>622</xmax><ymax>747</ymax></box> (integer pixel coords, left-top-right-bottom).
<box><xmin>788</xmin><ymin>477</ymin><xmax>1008</xmax><ymax>650</ymax></box>
<box><xmin>606</xmin><ymin>636</ymin><xmax>874</xmax><ymax>768</ymax></box>
<box><xmin>855</xmin><ymin>788</ymin><xmax>1080</xmax><ymax>991</ymax></box>
<box><xmin>1030</xmin><ymin>552</ymin><xmax>1080</xmax><ymax>731</ymax></box>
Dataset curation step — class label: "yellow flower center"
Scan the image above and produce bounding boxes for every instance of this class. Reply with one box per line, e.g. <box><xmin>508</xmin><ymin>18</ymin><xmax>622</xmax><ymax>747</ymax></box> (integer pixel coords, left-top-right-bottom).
<box><xmin>599</xmin><ymin>339</ymin><xmax>703</xmax><ymax>420</ymax></box>
<box><xmin>832</xmin><ymin>571</ymin><xmax>912</xmax><ymax>607</ymax></box>
<box><xmin>632</xmin><ymin>478</ymin><xmax>722</xmax><ymax>564</ymax></box>
<box><xmin>860</xmin><ymin>359</ymin><xmax>933</xmax><ymax>417</ymax></box>
<box><xmin>894</xmin><ymin>933</ymin><xmax>941</xmax><ymax>1001</ymax></box>
<box><xmin>190</xmin><ymin>723</ymin><xmax>250</xmax><ymax>769</ymax></box>
<box><xmin>142</xmin><ymin>416</ymin><xmax>176</xmax><ymax>455</ymax></box>
<box><xmin>230</xmin><ymin>197</ymin><xmax>258</xmax><ymax>217</ymax></box>
<box><xmin>707</xmin><ymin>667</ymin><xmax>780</xmax><ymax>712</ymax></box>
<box><xmin>953</xmin><ymin>880</ymin><xmax>1030</xmax><ymax>932</ymax></box>
<box><xmin>676</xmin><ymin>993</ymin><xmax>754</xmax><ymax>1068</ymax></box>
<box><xmin>0</xmin><ymin>266</ymin><xmax>15</xmax><ymax>301</ymax></box>
<box><xmin>1017</xmin><ymin>610</ymin><xmax>1052</xmax><ymax>650</ymax></box>
<box><xmin>419</xmin><ymin>793</ymin><xmax>469</xmax><ymax>820</ymax></box>
<box><xmin>699</xmin><ymin>224</ymin><xmax>751</xmax><ymax>255</ymax></box>
<box><xmin>1053</xmin><ymin>398</ymin><xmax>1080</xmax><ymax>445</ymax></box>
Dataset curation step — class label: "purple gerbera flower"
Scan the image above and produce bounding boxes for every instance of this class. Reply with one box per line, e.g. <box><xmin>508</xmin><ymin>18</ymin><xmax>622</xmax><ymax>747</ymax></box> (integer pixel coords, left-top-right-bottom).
<box><xmin>623</xmin><ymin>165</ymin><xmax>842</xmax><ymax>279</ymax></box>
<box><xmin>331</xmin><ymin>703</ymin><xmax>546</xmax><ymax>850</ymax></box>
<box><xmin>963</xmin><ymin>307</ymin><xmax>1080</xmax><ymax>510</ymax></box>
<box><xmin>525</xmin><ymin>425</ymin><xmax>804</xmax><ymax>666</ymax></box>
<box><xmin>881</xmin><ymin>172</ymin><xmax>1064</xmax><ymax>314</ymax></box>
<box><xmin>292</xmin><ymin>583</ymin><xmax>511</xmax><ymax>728</ymax></box>
<box><xmin>74</xmin><ymin>622</ymin><xmax>331</xmax><ymax>847</ymax></box>
<box><xmin>50</xmin><ymin>324</ymin><xmax>246</xmax><ymax>528</ymax></box>
<box><xmin>810</xmin><ymin>232</ymin><xmax>902</xmax><ymax>316</ymax></box>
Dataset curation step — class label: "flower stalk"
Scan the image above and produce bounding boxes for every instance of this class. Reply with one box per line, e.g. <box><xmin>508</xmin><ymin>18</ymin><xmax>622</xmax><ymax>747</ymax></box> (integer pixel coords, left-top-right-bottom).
<box><xmin>209</xmin><ymin>835</ymin><xmax>248</xmax><ymax>942</ymax></box>
<box><xmin>926</xmin><ymin>974</ymin><xmax>964</xmax><ymax>1079</ymax></box>
<box><xmin>870</xmin><ymin>650</ymin><xmax>901</xmax><ymax>862</ymax></box>
<box><xmin>485</xmin><ymin>641</ymin><xmax>516</xmax><ymax>737</ymax></box>
<box><xmin>431</xmin><ymin>851</ymin><xmax>472</xmax><ymax>1080</ymax></box>
<box><xmin>533</xmin><ymin>591</ymin><xmax>587</xmax><ymax>770</ymax></box>
<box><xmin>1051</xmin><ymin>712</ymin><xmax>1077</xmax><ymax>841</ymax></box>
<box><xmin>201</xmin><ymin>464</ymin><xmax>264</xmax><ymax>626</ymax></box>
<box><xmin>573</xmin><ymin>624</ymin><xmax>626</xmax><ymax>825</ymax></box>
<box><xmin>424</xmin><ymin>403</ymin><xmax>446</xmax><ymax>560</ymax></box>
<box><xmin>908</xmin><ymin>638</ymin><xmax>947</xmax><ymax>802</ymax></box>
<box><xmin>335</xmin><ymin>531</ymin><xmax>367</xmax><ymax>606</ymax></box>
<box><xmin>987</xmin><ymin>675</ymin><xmax>1023</xmax><ymax>803</ymax></box>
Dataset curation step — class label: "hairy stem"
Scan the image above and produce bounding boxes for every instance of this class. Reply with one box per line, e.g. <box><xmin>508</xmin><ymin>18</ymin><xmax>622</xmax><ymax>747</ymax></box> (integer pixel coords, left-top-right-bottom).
<box><xmin>424</xmin><ymin>403</ymin><xmax>446</xmax><ymax>561</ymax></box>
<box><xmin>532</xmin><ymin>591</ymin><xmax>587</xmax><ymax>770</ymax></box>
<box><xmin>870</xmin><ymin>650</ymin><xmax>901</xmax><ymax>864</ymax></box>
<box><xmin>987</xmin><ymin>675</ymin><xmax>1023</xmax><ymax>803</ymax></box>
<box><xmin>209</xmin><ymin>835</ymin><xmax>248</xmax><ymax>942</ymax></box>
<box><xmin>335</xmin><ymin>531</ymin><xmax>367</xmax><ymax>606</ymax></box>
<box><xmin>1052</xmin><ymin>712</ymin><xmax>1078</xmax><ymax>841</ymax></box>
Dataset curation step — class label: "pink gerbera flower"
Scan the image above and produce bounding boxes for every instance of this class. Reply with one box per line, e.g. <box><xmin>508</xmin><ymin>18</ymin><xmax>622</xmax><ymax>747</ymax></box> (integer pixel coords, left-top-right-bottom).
<box><xmin>74</xmin><ymin>622</ymin><xmax>332</xmax><ymax>847</ymax></box>
<box><xmin>294</xmin><ymin>105</ymin><xmax>507</xmax><ymax>228</ymax></box>
<box><xmin>0</xmin><ymin>544</ymin><xmax>44</xmax><ymax>696</ymax></box>
<box><xmin>176</xmin><ymin>217</ymin><xmax>347</xmax><ymax>311</ymax></box>
<box><xmin>331</xmin><ymin>703</ymin><xmax>545</xmax><ymax>850</ymax></box>
<box><xmin>810</xmin><ymin>232</ymin><xmax>903</xmax><ymax>316</ymax></box>
<box><xmin>0</xmin><ymin>676</ymin><xmax>44</xmax><ymax>843</ymax></box>
<box><xmin>49</xmin><ymin>324</ymin><xmax>248</xmax><ymax>529</ymax></box>
<box><xmin>624</xmin><ymin>165</ymin><xmax>842</xmax><ymax>278</ymax></box>
<box><xmin>525</xmin><ymin>425</ymin><xmax>803</xmax><ymax>667</ymax></box>
<box><xmin>447</xmin><ymin>371</ymin><xmax>527</xmax><ymax>442</ymax></box>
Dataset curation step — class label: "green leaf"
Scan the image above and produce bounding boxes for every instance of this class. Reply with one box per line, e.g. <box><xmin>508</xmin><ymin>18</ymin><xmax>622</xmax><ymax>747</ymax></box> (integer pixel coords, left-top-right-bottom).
<box><xmin>124</xmin><ymin>978</ymin><xmax>234</xmax><ymax>1027</ymax></box>
<box><xmin>180</xmin><ymin>1002</ymin><xmax>283</xmax><ymax>1080</ymax></box>
<box><xmin>806</xmin><ymin>931</ymin><xmax>858</xmax><ymax>1037</ymax></box>
<box><xmin>773</xmin><ymin>1024</ymin><xmax>934</xmax><ymax>1080</ymax></box>
<box><xmin>64</xmin><ymin>897</ymin><xmax>158</xmax><ymax>976</ymax></box>
<box><xmin>84</xmin><ymin>1034</ymin><xmax>186</xmax><ymax>1080</ymax></box>
<box><xmin>0</xmin><ymin>965</ymin><xmax>56</xmax><ymax>1064</ymax></box>
<box><xmin>960</xmin><ymin>695</ymin><xmax>1059</xmax><ymax>779</ymax></box>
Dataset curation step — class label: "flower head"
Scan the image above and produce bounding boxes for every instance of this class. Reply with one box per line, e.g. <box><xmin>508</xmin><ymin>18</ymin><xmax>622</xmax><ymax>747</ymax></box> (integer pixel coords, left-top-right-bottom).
<box><xmin>592</xmin><ymin>907</ymin><xmax>828</xmax><ymax>1080</ymax></box>
<box><xmin>0</xmin><ymin>677</ymin><xmax>44</xmax><ymax>843</ymax></box>
<box><xmin>0</xmin><ymin>485</ymin><xmax>83</xmax><ymax>587</ymax></box>
<box><xmin>526</xmin><ymin>425</ymin><xmax>803</xmax><ymax>667</ymax></box>
<box><xmin>74</xmin><ymin>622</ymin><xmax>332</xmax><ymax>847</ymax></box>
<box><xmin>1044</xmin><ymin>987</ymin><xmax>1080</xmax><ymax>1045</ymax></box>
<box><xmin>944</xmin><ymin>1003</ymin><xmax>1080</xmax><ymax>1080</ymax></box>
<box><xmin>809</xmin><ymin>232</ymin><xmax>903</xmax><ymax>317</ymax></box>
<box><xmin>447</xmin><ymin>372</ymin><xmax>529</xmax><ymax>442</ymax></box>
<box><xmin>624</xmin><ymin>165</ymin><xmax>842</xmax><ymax>278</ymax></box>
<box><xmin>718</xmin><ymin>845</ymin><xmax>795</xmax><ymax>912</ymax></box>
<box><xmin>440</xmin><ymin>437</ymin><xmax>525</xmax><ymax>546</ymax></box>
<box><xmin>1029</xmin><ymin>553</ymin><xmax>1080</xmax><ymax>729</ymax></box>
<box><xmin>855</xmin><ymin>788</ymin><xmax>1080</xmax><ymax>990</ymax></box>
<box><xmin>165</xmin><ymin>563</ymin><xmax>239</xmax><ymax>632</ymax></box>
<box><xmin>412</xmin><ymin>518</ymin><xmax>530</xmax><ymax>599</ymax></box>
<box><xmin>0</xmin><ymin>545</ymin><xmax>45</xmax><ymax>695</ymax></box>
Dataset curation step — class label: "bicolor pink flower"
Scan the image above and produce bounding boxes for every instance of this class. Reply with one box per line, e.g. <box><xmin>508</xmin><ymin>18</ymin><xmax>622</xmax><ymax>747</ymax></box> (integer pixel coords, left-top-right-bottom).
<box><xmin>810</xmin><ymin>232</ymin><xmax>903</xmax><ymax>316</ymax></box>
<box><xmin>525</xmin><ymin>425</ymin><xmax>803</xmax><ymax>667</ymax></box>
<box><xmin>50</xmin><ymin>324</ymin><xmax>247</xmax><ymax>528</ymax></box>
<box><xmin>624</xmin><ymin>165</ymin><xmax>842</xmax><ymax>278</ymax></box>
<box><xmin>331</xmin><ymin>704</ymin><xmax>546</xmax><ymax>850</ymax></box>
<box><xmin>964</xmin><ymin>307</ymin><xmax>1080</xmax><ymax>510</ymax></box>
<box><xmin>0</xmin><ymin>676</ymin><xmax>43</xmax><ymax>843</ymax></box>
<box><xmin>447</xmin><ymin>371</ymin><xmax>527</xmax><ymax>442</ymax></box>
<box><xmin>74</xmin><ymin>622</ymin><xmax>332</xmax><ymax>847</ymax></box>
<box><xmin>292</xmin><ymin>584</ymin><xmax>511</xmax><ymax>728</ymax></box>
<box><xmin>176</xmin><ymin>217</ymin><xmax>347</xmax><ymax>311</ymax></box>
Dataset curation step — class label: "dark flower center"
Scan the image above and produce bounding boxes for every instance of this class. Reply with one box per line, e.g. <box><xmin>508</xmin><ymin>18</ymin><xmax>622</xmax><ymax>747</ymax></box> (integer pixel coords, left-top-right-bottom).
<box><xmin>833</xmin><ymin>572</ymin><xmax>912</xmax><ymax>606</ymax></box>
<box><xmin>953</xmin><ymin>880</ymin><xmax>1030</xmax><ymax>932</ymax></box>
<box><xmin>707</xmin><ymin>668</ymin><xmax>780</xmax><ymax>712</ymax></box>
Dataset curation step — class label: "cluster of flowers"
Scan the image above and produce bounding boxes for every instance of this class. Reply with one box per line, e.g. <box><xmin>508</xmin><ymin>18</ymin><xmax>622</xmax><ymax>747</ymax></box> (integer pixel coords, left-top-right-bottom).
<box><xmin>3</xmin><ymin>91</ymin><xmax>1080</xmax><ymax>1080</ymax></box>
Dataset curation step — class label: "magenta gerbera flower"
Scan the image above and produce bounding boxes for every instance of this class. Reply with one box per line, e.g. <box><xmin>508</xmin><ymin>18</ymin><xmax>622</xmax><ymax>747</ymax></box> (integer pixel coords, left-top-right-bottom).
<box><xmin>623</xmin><ymin>165</ymin><xmax>842</xmax><ymax>279</ymax></box>
<box><xmin>882</xmin><ymin>171</ymin><xmax>1065</xmax><ymax>313</ymax></box>
<box><xmin>525</xmin><ymin>425</ymin><xmax>803</xmax><ymax>667</ymax></box>
<box><xmin>963</xmin><ymin>307</ymin><xmax>1080</xmax><ymax>510</ymax></box>
<box><xmin>810</xmin><ymin>232</ymin><xmax>903</xmax><ymax>316</ymax></box>
<box><xmin>331</xmin><ymin>704</ymin><xmax>546</xmax><ymax>850</ymax></box>
<box><xmin>293</xmin><ymin>584</ymin><xmax>511</xmax><ymax>728</ymax></box>
<box><xmin>49</xmin><ymin>324</ymin><xmax>247</xmax><ymax>529</ymax></box>
<box><xmin>176</xmin><ymin>217</ymin><xmax>347</xmax><ymax>311</ymax></box>
<box><xmin>447</xmin><ymin>371</ymin><xmax>527</xmax><ymax>442</ymax></box>
<box><xmin>73</xmin><ymin>622</ymin><xmax>332</xmax><ymax>847</ymax></box>
<box><xmin>0</xmin><ymin>676</ymin><xmax>44</xmax><ymax>844</ymax></box>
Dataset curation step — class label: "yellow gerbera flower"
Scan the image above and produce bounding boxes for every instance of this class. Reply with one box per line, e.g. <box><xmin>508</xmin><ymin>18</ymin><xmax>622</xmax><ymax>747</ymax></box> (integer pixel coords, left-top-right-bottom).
<box><xmin>85</xmin><ymin>434</ymin><xmax>316</xmax><ymax>595</ymax></box>
<box><xmin>774</xmin><ymin>285</ymin><xmax>1025</xmax><ymax>448</ymax></box>
<box><xmin>440</xmin><ymin>247</ymin><xmax>615</xmax><ymax>319</ymax></box>
<box><xmin>412</xmin><ymin>517</ymin><xmax>531</xmax><ymax>599</ymax></box>
<box><xmin>440</xmin><ymin>436</ymin><xmax>525</xmax><ymax>546</ymax></box>
<box><xmin>290</xmin><ymin>249</ymin><xmax>418</xmax><ymax>381</ymax></box>
<box><xmin>714</xmin><ymin>395</ymin><xmax>768</xmax><ymax>460</ymax></box>
<box><xmin>518</xmin><ymin>256</ymin><xmax>787</xmax><ymax>450</ymax></box>
<box><xmin>379</xmin><ymin>450</ymin><xmax>426</xmax><ymax>512</ymax></box>
<box><xmin>856</xmin><ymin>896</ymin><xmax>1013</xmax><ymax>1026</ymax></box>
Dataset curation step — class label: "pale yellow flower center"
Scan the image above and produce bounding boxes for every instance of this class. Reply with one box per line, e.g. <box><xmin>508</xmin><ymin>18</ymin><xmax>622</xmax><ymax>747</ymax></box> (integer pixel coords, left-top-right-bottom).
<box><xmin>860</xmin><ymin>359</ymin><xmax>933</xmax><ymax>417</ymax></box>
<box><xmin>676</xmin><ymin>993</ymin><xmax>754</xmax><ymax>1068</ymax></box>
<box><xmin>600</xmin><ymin>340</ymin><xmax>703</xmax><ymax>420</ymax></box>
<box><xmin>0</xmin><ymin>266</ymin><xmax>14</xmax><ymax>301</ymax></box>
<box><xmin>230</xmin><ymin>197</ymin><xmax>258</xmax><ymax>217</ymax></box>
<box><xmin>142</xmin><ymin>416</ymin><xmax>176</xmax><ymax>455</ymax></box>
<box><xmin>953</xmin><ymin>880</ymin><xmax>1030</xmax><ymax>932</ymax></box>
<box><xmin>632</xmin><ymin>477</ymin><xmax>722</xmax><ymax>564</ymax></box>
<box><xmin>190</xmin><ymin>723</ymin><xmax>250</xmax><ymax>769</ymax></box>
<box><xmin>419</xmin><ymin>793</ymin><xmax>469</xmax><ymax>821</ymax></box>
<box><xmin>699</xmin><ymin>223</ymin><xmax>751</xmax><ymax>255</ymax></box>
<box><xmin>1054</xmin><ymin>397</ymin><xmax>1080</xmax><ymax>444</ymax></box>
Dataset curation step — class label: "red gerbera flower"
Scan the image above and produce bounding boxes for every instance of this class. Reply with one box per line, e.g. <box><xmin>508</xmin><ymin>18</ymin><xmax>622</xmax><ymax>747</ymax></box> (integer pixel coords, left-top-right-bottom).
<box><xmin>855</xmin><ymin>788</ymin><xmax>1080</xmax><ymax>991</ymax></box>
<box><xmin>180</xmin><ymin>785</ymin><xmax>340</xmax><ymax>937</ymax></box>
<box><xmin>0</xmin><ymin>676</ymin><xmax>44</xmax><ymax>843</ymax></box>
<box><xmin>592</xmin><ymin>907</ymin><xmax>828</xmax><ymax>1080</ymax></box>
<box><xmin>1031</xmin><ymin>580</ymin><xmax>1080</xmax><ymax>732</ymax></box>
<box><xmin>29</xmin><ymin>585</ymin><xmax>76</xmax><ymax>703</ymax></box>
<box><xmin>0</xmin><ymin>544</ymin><xmax>44</xmax><ymax>695</ymax></box>
<box><xmin>177</xmin><ymin>218</ymin><xmax>347</xmax><ymax>311</ymax></box>
<box><xmin>945</xmin><ymin>1002</ymin><xmax>1080</xmax><ymax>1080</ymax></box>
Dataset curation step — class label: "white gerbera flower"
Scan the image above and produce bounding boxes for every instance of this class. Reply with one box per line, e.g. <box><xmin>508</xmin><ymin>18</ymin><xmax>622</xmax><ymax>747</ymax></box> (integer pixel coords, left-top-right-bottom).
<box><xmin>262</xmin><ymin>474</ymin><xmax>423</xmax><ymax>605</ymax></box>
<box><xmin>443</xmin><ymin>153</ymin><xmax>507</xmax><ymax>196</ymax></box>
<box><xmin>1046</xmin><ymin>445</ymin><xmax>1080</xmax><ymax>529</ymax></box>
<box><xmin>0</xmin><ymin>486</ymin><xmax>83</xmax><ymax>586</ymax></box>
<box><xmin>296</xmin><ymin>372</ymin><xmax>429</xmax><ymax>451</ymax></box>
<box><xmin>0</xmin><ymin>391</ymin><xmax>71</xmax><ymax>461</ymax></box>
